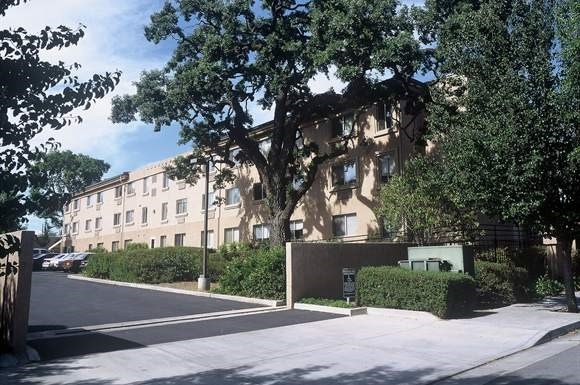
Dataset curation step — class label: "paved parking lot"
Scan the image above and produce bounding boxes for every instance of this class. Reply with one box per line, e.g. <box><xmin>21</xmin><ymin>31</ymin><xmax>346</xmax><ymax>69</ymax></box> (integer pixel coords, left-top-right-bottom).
<box><xmin>28</xmin><ymin>272</ymin><xmax>341</xmax><ymax>361</ymax></box>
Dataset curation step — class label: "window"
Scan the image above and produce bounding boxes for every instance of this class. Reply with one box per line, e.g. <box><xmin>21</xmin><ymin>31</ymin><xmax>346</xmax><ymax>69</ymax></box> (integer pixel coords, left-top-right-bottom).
<box><xmin>125</xmin><ymin>210</ymin><xmax>134</xmax><ymax>224</ymax></box>
<box><xmin>151</xmin><ymin>174</ymin><xmax>157</xmax><ymax>184</ymax></box>
<box><xmin>201</xmin><ymin>230</ymin><xmax>215</xmax><ymax>248</ymax></box>
<box><xmin>111</xmin><ymin>241</ymin><xmax>119</xmax><ymax>252</ymax></box>
<box><xmin>176</xmin><ymin>198</ymin><xmax>188</xmax><ymax>215</ymax></box>
<box><xmin>377</xmin><ymin>102</ymin><xmax>393</xmax><ymax>131</ymax></box>
<box><xmin>86</xmin><ymin>195</ymin><xmax>92</xmax><ymax>207</ymax></box>
<box><xmin>225</xmin><ymin>187</ymin><xmax>240</xmax><ymax>205</ymax></box>
<box><xmin>259</xmin><ymin>138</ymin><xmax>271</xmax><ymax>157</ymax></box>
<box><xmin>332</xmin><ymin>213</ymin><xmax>357</xmax><ymax>237</ymax></box>
<box><xmin>332</xmin><ymin>113</ymin><xmax>354</xmax><ymax>137</ymax></box>
<box><xmin>113</xmin><ymin>213</ymin><xmax>121</xmax><ymax>226</ymax></box>
<box><xmin>160</xmin><ymin>235</ymin><xmax>167</xmax><ymax>248</ymax></box>
<box><xmin>142</xmin><ymin>177</ymin><xmax>149</xmax><ymax>194</ymax></box>
<box><xmin>88</xmin><ymin>244</ymin><xmax>93</xmax><ymax>250</ymax></box>
<box><xmin>253</xmin><ymin>224</ymin><xmax>270</xmax><ymax>241</ymax></box>
<box><xmin>229</xmin><ymin>148</ymin><xmax>241</xmax><ymax>165</ymax></box>
<box><xmin>95</xmin><ymin>217</ymin><xmax>102</xmax><ymax>230</ymax></box>
<box><xmin>96</xmin><ymin>191</ymin><xmax>103</xmax><ymax>204</ymax></box>
<box><xmin>97</xmin><ymin>242</ymin><xmax>104</xmax><ymax>249</ymax></box>
<box><xmin>85</xmin><ymin>219</ymin><xmax>91</xmax><ymax>231</ymax></box>
<box><xmin>162</xmin><ymin>172</ymin><xmax>169</xmax><ymax>189</ymax></box>
<box><xmin>161</xmin><ymin>202</ymin><xmax>168</xmax><ymax>221</ymax></box>
<box><xmin>127</xmin><ymin>182</ymin><xmax>135</xmax><ymax>195</ymax></box>
<box><xmin>253</xmin><ymin>183</ymin><xmax>266</xmax><ymax>201</ymax></box>
<box><xmin>124</xmin><ymin>239</ymin><xmax>132</xmax><ymax>248</ymax></box>
<box><xmin>378</xmin><ymin>152</ymin><xmax>397</xmax><ymax>183</ymax></box>
<box><xmin>73</xmin><ymin>199</ymin><xmax>79</xmax><ymax>210</ymax></box>
<box><xmin>290</xmin><ymin>220</ymin><xmax>304</xmax><ymax>240</ymax></box>
<box><xmin>202</xmin><ymin>191</ymin><xmax>216</xmax><ymax>210</ymax></box>
<box><xmin>72</xmin><ymin>221</ymin><xmax>79</xmax><ymax>234</ymax></box>
<box><xmin>141</xmin><ymin>207</ymin><xmax>148</xmax><ymax>224</ymax></box>
<box><xmin>63</xmin><ymin>224</ymin><xmax>70</xmax><ymax>235</ymax></box>
<box><xmin>224</xmin><ymin>227</ymin><xmax>240</xmax><ymax>244</ymax></box>
<box><xmin>332</xmin><ymin>160</ymin><xmax>357</xmax><ymax>187</ymax></box>
<box><xmin>114</xmin><ymin>186</ymin><xmax>123</xmax><ymax>198</ymax></box>
<box><xmin>64</xmin><ymin>202</ymin><xmax>70</xmax><ymax>212</ymax></box>
<box><xmin>174</xmin><ymin>233</ymin><xmax>185</xmax><ymax>247</ymax></box>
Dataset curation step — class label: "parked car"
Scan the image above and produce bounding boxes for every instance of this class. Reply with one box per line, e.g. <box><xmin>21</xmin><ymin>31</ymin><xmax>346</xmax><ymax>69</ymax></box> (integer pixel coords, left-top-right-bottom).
<box><xmin>33</xmin><ymin>248</ymin><xmax>49</xmax><ymax>256</ymax></box>
<box><xmin>53</xmin><ymin>253</ymin><xmax>78</xmax><ymax>271</ymax></box>
<box><xmin>62</xmin><ymin>253</ymin><xmax>92</xmax><ymax>273</ymax></box>
<box><xmin>33</xmin><ymin>253</ymin><xmax>58</xmax><ymax>271</ymax></box>
<box><xmin>42</xmin><ymin>253</ymin><xmax>69</xmax><ymax>270</ymax></box>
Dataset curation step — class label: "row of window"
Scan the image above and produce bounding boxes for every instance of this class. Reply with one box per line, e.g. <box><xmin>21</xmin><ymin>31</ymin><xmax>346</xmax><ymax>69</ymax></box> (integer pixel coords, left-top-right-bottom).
<box><xmin>331</xmin><ymin>152</ymin><xmax>397</xmax><ymax>188</ymax></box>
<box><xmin>331</xmin><ymin>103</ymin><xmax>393</xmax><ymax>139</ymax></box>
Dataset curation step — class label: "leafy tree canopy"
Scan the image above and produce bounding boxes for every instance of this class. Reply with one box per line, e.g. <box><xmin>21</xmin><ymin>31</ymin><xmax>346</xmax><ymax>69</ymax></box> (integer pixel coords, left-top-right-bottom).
<box><xmin>421</xmin><ymin>0</ymin><xmax>579</xmax><ymax>311</ymax></box>
<box><xmin>0</xmin><ymin>0</ymin><xmax>120</xmax><ymax>232</ymax></box>
<box><xmin>111</xmin><ymin>0</ymin><xmax>424</xmax><ymax>246</ymax></box>
<box><xmin>28</xmin><ymin>150</ymin><xmax>111</xmax><ymax>227</ymax></box>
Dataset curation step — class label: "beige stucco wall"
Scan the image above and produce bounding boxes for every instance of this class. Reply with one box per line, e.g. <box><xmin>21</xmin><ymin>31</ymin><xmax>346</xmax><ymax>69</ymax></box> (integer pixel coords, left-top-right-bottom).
<box><xmin>63</xmin><ymin>99</ymin><xmax>424</xmax><ymax>252</ymax></box>
<box><xmin>285</xmin><ymin>242</ymin><xmax>410</xmax><ymax>307</ymax></box>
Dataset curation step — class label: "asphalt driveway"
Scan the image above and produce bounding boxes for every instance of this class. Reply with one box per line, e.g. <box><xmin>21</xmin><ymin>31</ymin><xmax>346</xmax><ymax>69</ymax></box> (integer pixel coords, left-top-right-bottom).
<box><xmin>28</xmin><ymin>272</ymin><xmax>342</xmax><ymax>361</ymax></box>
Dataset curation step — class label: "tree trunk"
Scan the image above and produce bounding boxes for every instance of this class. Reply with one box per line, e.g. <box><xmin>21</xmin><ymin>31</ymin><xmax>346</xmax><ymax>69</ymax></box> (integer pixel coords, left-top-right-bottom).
<box><xmin>269</xmin><ymin>214</ymin><xmax>290</xmax><ymax>248</ymax></box>
<box><xmin>558</xmin><ymin>236</ymin><xmax>578</xmax><ymax>313</ymax></box>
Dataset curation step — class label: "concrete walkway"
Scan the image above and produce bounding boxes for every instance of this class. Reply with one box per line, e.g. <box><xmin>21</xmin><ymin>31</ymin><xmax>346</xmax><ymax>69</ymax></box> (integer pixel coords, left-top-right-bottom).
<box><xmin>1</xmin><ymin>296</ymin><xmax>579</xmax><ymax>385</ymax></box>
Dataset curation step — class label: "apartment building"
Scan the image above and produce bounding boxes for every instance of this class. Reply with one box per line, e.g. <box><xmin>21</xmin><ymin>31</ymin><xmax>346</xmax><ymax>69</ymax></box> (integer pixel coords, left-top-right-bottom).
<box><xmin>61</xmin><ymin>83</ymin><xmax>426</xmax><ymax>252</ymax></box>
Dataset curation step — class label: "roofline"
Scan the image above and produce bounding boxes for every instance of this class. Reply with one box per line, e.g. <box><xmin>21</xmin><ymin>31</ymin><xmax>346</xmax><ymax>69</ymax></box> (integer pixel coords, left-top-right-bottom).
<box><xmin>73</xmin><ymin>172</ymin><xmax>129</xmax><ymax>197</ymax></box>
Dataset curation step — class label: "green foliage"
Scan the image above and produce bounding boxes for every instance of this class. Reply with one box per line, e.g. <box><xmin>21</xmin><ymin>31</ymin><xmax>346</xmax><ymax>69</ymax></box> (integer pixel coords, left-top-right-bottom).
<box><xmin>356</xmin><ymin>266</ymin><xmax>476</xmax><ymax>319</ymax></box>
<box><xmin>216</xmin><ymin>242</ymin><xmax>253</xmax><ymax>262</ymax></box>
<box><xmin>376</xmin><ymin>154</ymin><xmax>479</xmax><ymax>245</ymax></box>
<box><xmin>475</xmin><ymin>246</ymin><xmax>546</xmax><ymax>281</ymax></box>
<box><xmin>299</xmin><ymin>298</ymin><xmax>355</xmax><ymax>308</ymax></box>
<box><xmin>216</xmin><ymin>246</ymin><xmax>285</xmax><ymax>300</ymax></box>
<box><xmin>125</xmin><ymin>243</ymin><xmax>148</xmax><ymax>251</ymax></box>
<box><xmin>28</xmin><ymin>150</ymin><xmax>110</xmax><ymax>227</ymax></box>
<box><xmin>534</xmin><ymin>274</ymin><xmax>564</xmax><ymax>298</ymax></box>
<box><xmin>111</xmin><ymin>0</ymin><xmax>424</xmax><ymax>246</ymax></box>
<box><xmin>83</xmin><ymin>247</ymin><xmax>226</xmax><ymax>284</ymax></box>
<box><xmin>474</xmin><ymin>261</ymin><xmax>530</xmax><ymax>307</ymax></box>
<box><xmin>422</xmin><ymin>0</ymin><xmax>579</xmax><ymax>310</ymax></box>
<box><xmin>0</xmin><ymin>0</ymin><xmax>120</xmax><ymax>233</ymax></box>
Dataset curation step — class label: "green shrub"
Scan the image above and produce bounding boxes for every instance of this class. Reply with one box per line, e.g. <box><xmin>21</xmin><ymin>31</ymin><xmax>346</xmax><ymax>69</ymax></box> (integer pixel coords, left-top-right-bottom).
<box><xmin>216</xmin><ymin>242</ymin><xmax>253</xmax><ymax>261</ymax></box>
<box><xmin>534</xmin><ymin>274</ymin><xmax>564</xmax><ymax>297</ymax></box>
<box><xmin>356</xmin><ymin>266</ymin><xmax>476</xmax><ymax>319</ymax></box>
<box><xmin>216</xmin><ymin>245</ymin><xmax>285</xmax><ymax>300</ymax></box>
<box><xmin>474</xmin><ymin>261</ymin><xmax>530</xmax><ymax>306</ymax></box>
<box><xmin>125</xmin><ymin>243</ymin><xmax>148</xmax><ymax>251</ymax></box>
<box><xmin>299</xmin><ymin>298</ymin><xmax>355</xmax><ymax>308</ymax></box>
<box><xmin>84</xmin><ymin>247</ymin><xmax>211</xmax><ymax>284</ymax></box>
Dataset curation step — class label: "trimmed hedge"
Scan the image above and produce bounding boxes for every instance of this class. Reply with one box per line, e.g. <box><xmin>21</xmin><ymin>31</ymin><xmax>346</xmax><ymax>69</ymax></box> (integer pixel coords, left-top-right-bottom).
<box><xmin>474</xmin><ymin>261</ymin><xmax>530</xmax><ymax>306</ymax></box>
<box><xmin>215</xmin><ymin>245</ymin><xmax>285</xmax><ymax>300</ymax></box>
<box><xmin>356</xmin><ymin>266</ymin><xmax>476</xmax><ymax>319</ymax></box>
<box><xmin>84</xmin><ymin>247</ymin><xmax>224</xmax><ymax>284</ymax></box>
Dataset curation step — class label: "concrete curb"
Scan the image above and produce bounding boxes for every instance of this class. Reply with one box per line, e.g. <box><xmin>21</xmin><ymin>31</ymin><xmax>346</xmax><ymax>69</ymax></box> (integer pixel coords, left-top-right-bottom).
<box><xmin>67</xmin><ymin>275</ymin><xmax>284</xmax><ymax>307</ymax></box>
<box><xmin>366</xmin><ymin>307</ymin><xmax>441</xmax><ymax>322</ymax></box>
<box><xmin>534</xmin><ymin>319</ymin><xmax>580</xmax><ymax>345</ymax></box>
<box><xmin>293</xmin><ymin>302</ymin><xmax>367</xmax><ymax>316</ymax></box>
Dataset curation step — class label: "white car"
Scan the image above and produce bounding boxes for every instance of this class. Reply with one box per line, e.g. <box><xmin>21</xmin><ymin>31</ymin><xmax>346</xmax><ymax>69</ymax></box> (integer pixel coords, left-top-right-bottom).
<box><xmin>42</xmin><ymin>253</ymin><xmax>71</xmax><ymax>270</ymax></box>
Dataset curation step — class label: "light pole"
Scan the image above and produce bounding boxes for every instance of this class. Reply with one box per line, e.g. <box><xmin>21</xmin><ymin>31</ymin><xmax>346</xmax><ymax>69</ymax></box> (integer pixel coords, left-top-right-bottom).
<box><xmin>198</xmin><ymin>160</ymin><xmax>210</xmax><ymax>291</ymax></box>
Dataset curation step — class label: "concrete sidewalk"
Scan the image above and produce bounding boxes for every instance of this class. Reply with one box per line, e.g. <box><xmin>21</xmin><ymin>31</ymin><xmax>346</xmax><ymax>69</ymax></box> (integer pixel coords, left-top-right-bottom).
<box><xmin>1</xmin><ymin>296</ymin><xmax>579</xmax><ymax>385</ymax></box>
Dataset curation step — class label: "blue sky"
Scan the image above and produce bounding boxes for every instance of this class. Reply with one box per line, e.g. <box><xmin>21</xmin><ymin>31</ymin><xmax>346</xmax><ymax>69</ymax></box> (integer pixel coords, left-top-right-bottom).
<box><xmin>5</xmin><ymin>0</ymin><xmax>423</xmax><ymax>231</ymax></box>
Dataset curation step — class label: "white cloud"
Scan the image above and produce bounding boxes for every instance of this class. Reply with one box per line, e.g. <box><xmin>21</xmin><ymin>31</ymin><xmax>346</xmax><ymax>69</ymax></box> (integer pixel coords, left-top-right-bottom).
<box><xmin>3</xmin><ymin>0</ymin><xmax>170</xmax><ymax>174</ymax></box>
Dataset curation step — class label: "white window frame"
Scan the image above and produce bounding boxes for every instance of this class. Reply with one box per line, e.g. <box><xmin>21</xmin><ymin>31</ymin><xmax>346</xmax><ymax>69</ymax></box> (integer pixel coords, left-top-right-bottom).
<box><xmin>224</xmin><ymin>227</ymin><xmax>240</xmax><ymax>244</ymax></box>
<box><xmin>125</xmin><ymin>209</ymin><xmax>134</xmax><ymax>224</ymax></box>
<box><xmin>86</xmin><ymin>195</ymin><xmax>92</xmax><ymax>207</ymax></box>
<box><xmin>141</xmin><ymin>206</ymin><xmax>148</xmax><ymax>224</ymax></box>
<box><xmin>332</xmin><ymin>160</ymin><xmax>357</xmax><ymax>187</ymax></box>
<box><xmin>332</xmin><ymin>213</ymin><xmax>357</xmax><ymax>237</ymax></box>
<box><xmin>174</xmin><ymin>233</ymin><xmax>185</xmax><ymax>247</ymax></box>
<box><xmin>378</xmin><ymin>151</ymin><xmax>397</xmax><ymax>183</ymax></box>
<box><xmin>142</xmin><ymin>177</ymin><xmax>149</xmax><ymax>194</ymax></box>
<box><xmin>127</xmin><ymin>182</ymin><xmax>135</xmax><ymax>195</ymax></box>
<box><xmin>176</xmin><ymin>198</ymin><xmax>188</xmax><ymax>215</ymax></box>
<box><xmin>85</xmin><ymin>219</ymin><xmax>92</xmax><ymax>231</ymax></box>
<box><xmin>202</xmin><ymin>191</ymin><xmax>216</xmax><ymax>211</ymax></box>
<box><xmin>253</xmin><ymin>183</ymin><xmax>266</xmax><ymax>201</ymax></box>
<box><xmin>225</xmin><ymin>187</ymin><xmax>240</xmax><ymax>206</ymax></box>
<box><xmin>253</xmin><ymin>223</ymin><xmax>270</xmax><ymax>241</ymax></box>
<box><xmin>290</xmin><ymin>220</ymin><xmax>304</xmax><ymax>240</ymax></box>
<box><xmin>114</xmin><ymin>186</ymin><xmax>123</xmax><ymax>198</ymax></box>
<box><xmin>113</xmin><ymin>213</ymin><xmax>121</xmax><ymax>226</ymax></box>
<box><xmin>95</xmin><ymin>217</ymin><xmax>102</xmax><ymax>230</ymax></box>
<box><xmin>201</xmin><ymin>230</ymin><xmax>215</xmax><ymax>248</ymax></box>
<box><xmin>161</xmin><ymin>202</ymin><xmax>168</xmax><ymax>221</ymax></box>
<box><xmin>96</xmin><ymin>191</ymin><xmax>104</xmax><ymax>204</ymax></box>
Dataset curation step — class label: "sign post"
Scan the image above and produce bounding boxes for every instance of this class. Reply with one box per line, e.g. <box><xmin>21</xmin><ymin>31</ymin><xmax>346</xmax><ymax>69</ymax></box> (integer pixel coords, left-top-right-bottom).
<box><xmin>342</xmin><ymin>267</ymin><xmax>356</xmax><ymax>303</ymax></box>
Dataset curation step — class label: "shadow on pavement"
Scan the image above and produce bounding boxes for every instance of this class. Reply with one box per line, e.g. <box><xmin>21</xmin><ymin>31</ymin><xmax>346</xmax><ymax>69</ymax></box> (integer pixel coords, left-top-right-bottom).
<box><xmin>28</xmin><ymin>325</ymin><xmax>67</xmax><ymax>333</ymax></box>
<box><xmin>1</xmin><ymin>362</ymin><xmax>575</xmax><ymax>385</ymax></box>
<box><xmin>28</xmin><ymin>332</ymin><xmax>144</xmax><ymax>361</ymax></box>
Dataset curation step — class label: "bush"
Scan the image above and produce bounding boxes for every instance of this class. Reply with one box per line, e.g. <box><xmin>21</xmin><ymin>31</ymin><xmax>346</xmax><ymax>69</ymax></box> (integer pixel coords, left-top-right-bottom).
<box><xmin>83</xmin><ymin>247</ymin><xmax>222</xmax><ymax>284</ymax></box>
<box><xmin>534</xmin><ymin>274</ymin><xmax>564</xmax><ymax>297</ymax></box>
<box><xmin>216</xmin><ymin>245</ymin><xmax>285</xmax><ymax>300</ymax></box>
<box><xmin>356</xmin><ymin>266</ymin><xmax>476</xmax><ymax>319</ymax></box>
<box><xmin>475</xmin><ymin>261</ymin><xmax>530</xmax><ymax>306</ymax></box>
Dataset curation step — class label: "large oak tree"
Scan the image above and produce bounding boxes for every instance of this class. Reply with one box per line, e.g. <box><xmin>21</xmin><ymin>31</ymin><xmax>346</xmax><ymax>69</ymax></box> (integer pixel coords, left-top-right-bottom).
<box><xmin>111</xmin><ymin>0</ymin><xmax>423</xmax><ymax>246</ymax></box>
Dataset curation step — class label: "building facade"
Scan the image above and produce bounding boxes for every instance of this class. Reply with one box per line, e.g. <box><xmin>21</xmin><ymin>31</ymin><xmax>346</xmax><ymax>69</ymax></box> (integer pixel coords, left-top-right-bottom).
<box><xmin>61</xmin><ymin>92</ymin><xmax>425</xmax><ymax>252</ymax></box>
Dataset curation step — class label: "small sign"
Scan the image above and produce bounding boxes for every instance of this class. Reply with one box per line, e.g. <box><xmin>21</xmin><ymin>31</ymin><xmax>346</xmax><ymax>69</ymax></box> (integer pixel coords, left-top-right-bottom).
<box><xmin>342</xmin><ymin>268</ymin><xmax>356</xmax><ymax>299</ymax></box>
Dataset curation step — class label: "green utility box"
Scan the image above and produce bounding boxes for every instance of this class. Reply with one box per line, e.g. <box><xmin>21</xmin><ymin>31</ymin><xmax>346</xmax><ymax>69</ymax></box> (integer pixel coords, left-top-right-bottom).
<box><xmin>407</xmin><ymin>245</ymin><xmax>475</xmax><ymax>277</ymax></box>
